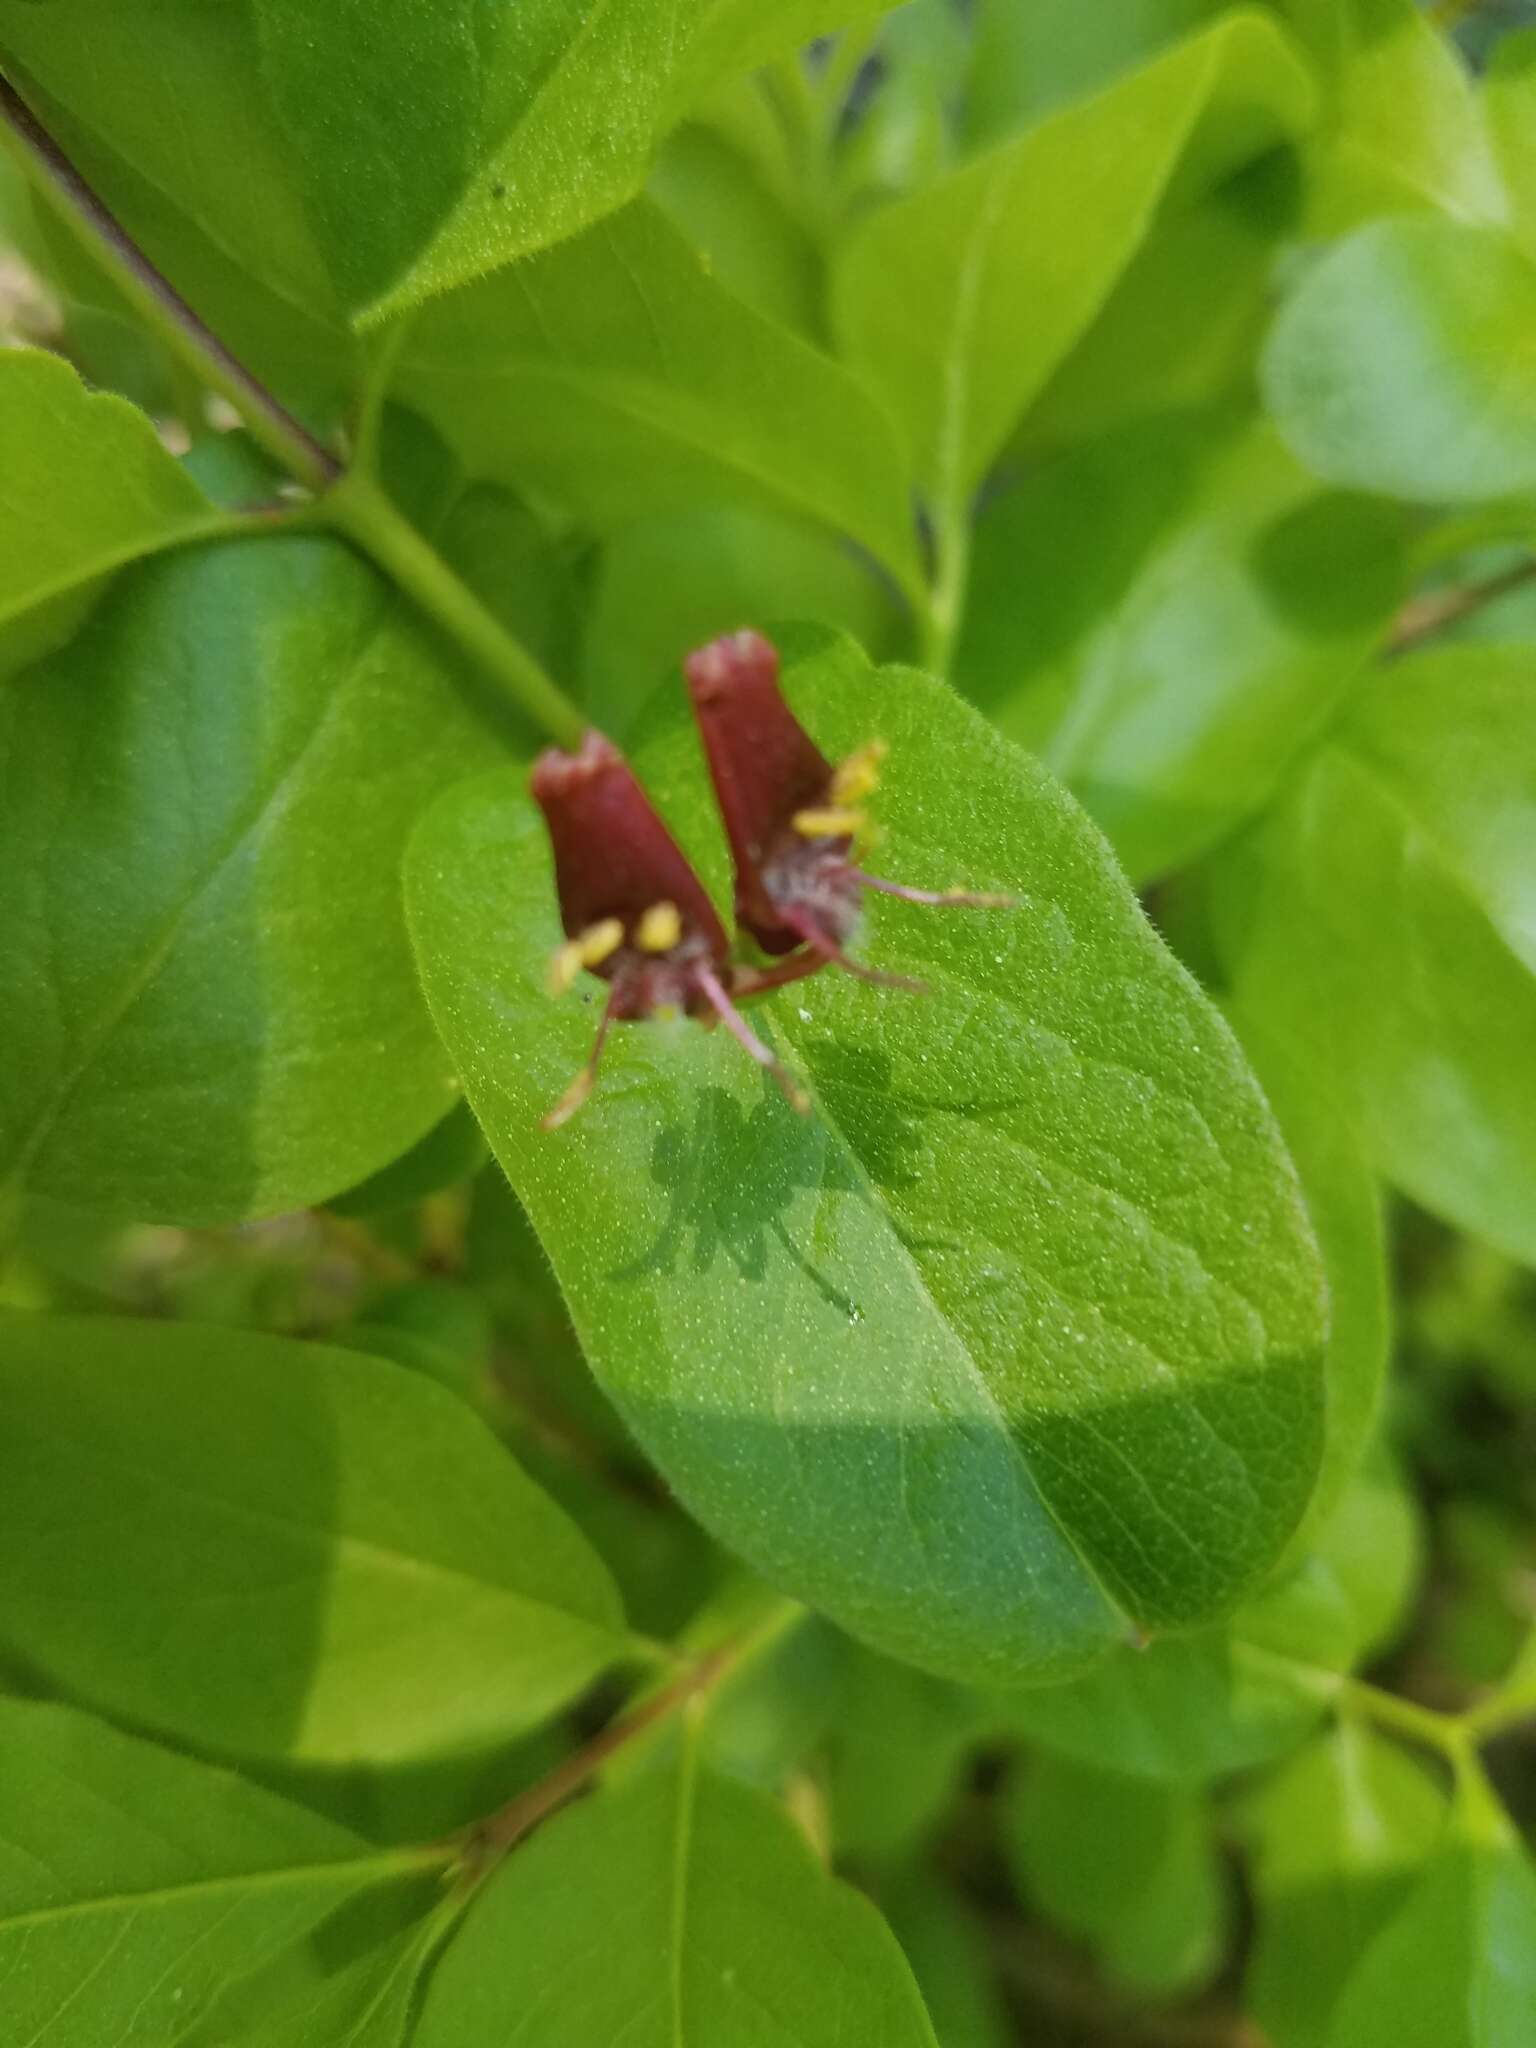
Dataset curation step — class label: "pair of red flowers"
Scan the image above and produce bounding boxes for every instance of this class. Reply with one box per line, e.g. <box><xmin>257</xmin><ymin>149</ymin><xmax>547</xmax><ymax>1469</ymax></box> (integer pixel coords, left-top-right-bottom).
<box><xmin>531</xmin><ymin>631</ymin><xmax>1009</xmax><ymax>1128</ymax></box>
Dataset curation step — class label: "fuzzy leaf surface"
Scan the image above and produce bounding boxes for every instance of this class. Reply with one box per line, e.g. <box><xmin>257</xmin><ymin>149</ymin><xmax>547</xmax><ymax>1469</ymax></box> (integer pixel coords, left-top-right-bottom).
<box><xmin>406</xmin><ymin>632</ymin><xmax>1326</xmax><ymax>1685</ymax></box>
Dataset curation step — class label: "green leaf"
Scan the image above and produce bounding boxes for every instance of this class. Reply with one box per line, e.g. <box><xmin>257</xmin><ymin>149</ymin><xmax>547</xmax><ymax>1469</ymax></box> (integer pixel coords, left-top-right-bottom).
<box><xmin>1278</xmin><ymin>0</ymin><xmax>1505</xmax><ymax>227</ymax></box>
<box><xmin>400</xmin><ymin>199</ymin><xmax>922</xmax><ymax>600</ymax></box>
<box><xmin>0</xmin><ymin>348</ymin><xmax>226</xmax><ymax>680</ymax></box>
<box><xmin>361</xmin><ymin>0</ymin><xmax>904</xmax><ymax>324</ymax></box>
<box><xmin>178</xmin><ymin>1886</ymin><xmax>457</xmax><ymax>2048</ymax></box>
<box><xmin>988</xmin><ymin>1561</ymin><xmax>1352</xmax><ymax>1783</ymax></box>
<box><xmin>0</xmin><ymin>1694</ymin><xmax>447</xmax><ymax>2047</ymax></box>
<box><xmin>1307</xmin><ymin>1445</ymin><xmax>1423</xmax><ymax>1664</ymax></box>
<box><xmin>957</xmin><ymin>409</ymin><xmax>1407</xmax><ymax>878</ymax></box>
<box><xmin>827</xmin><ymin>1647</ymin><xmax>987</xmax><ymax>1862</ymax></box>
<box><xmin>0</xmin><ymin>534</ymin><xmax>497</xmax><ymax>1224</ymax></box>
<box><xmin>406</xmin><ymin>629</ymin><xmax>1326</xmax><ymax>1685</ymax></box>
<box><xmin>0</xmin><ymin>1312</ymin><xmax>626</xmax><ymax>1763</ymax></box>
<box><xmin>328</xmin><ymin>1102</ymin><xmax>490</xmax><ymax>1219</ymax></box>
<box><xmin>1324</xmin><ymin>1772</ymin><xmax>1536</xmax><ymax>2048</ymax></box>
<box><xmin>965</xmin><ymin>0</ymin><xmax>1232</xmax><ymax>142</ymax></box>
<box><xmin>1004</xmin><ymin>1754</ymin><xmax>1226</xmax><ymax>1995</ymax></box>
<box><xmin>833</xmin><ymin>12</ymin><xmax>1315</xmax><ymax>502</ymax></box>
<box><xmin>1488</xmin><ymin>31</ymin><xmax>1536</xmax><ymax>260</ymax></box>
<box><xmin>414</xmin><ymin>1752</ymin><xmax>938</xmax><ymax>2046</ymax></box>
<box><xmin>648</xmin><ymin>119</ymin><xmax>822</xmax><ymax>337</ymax></box>
<box><xmin>0</xmin><ymin>0</ymin><xmax>901</xmax><ymax>331</ymax></box>
<box><xmin>1245</xmin><ymin>1721</ymin><xmax>1448</xmax><ymax>2048</ymax></box>
<box><xmin>881</xmin><ymin>1869</ymin><xmax>1013</xmax><ymax>2048</ymax></box>
<box><xmin>1208</xmin><ymin>647</ymin><xmax>1536</xmax><ymax>1264</ymax></box>
<box><xmin>1230</xmin><ymin>1010</ymin><xmax>1391</xmax><ymax>1546</ymax></box>
<box><xmin>1023</xmin><ymin>160</ymin><xmax>1295</xmax><ymax>451</ymax></box>
<box><xmin>581</xmin><ymin>498</ymin><xmax>903</xmax><ymax>736</ymax></box>
<box><xmin>1264</xmin><ymin>219</ymin><xmax>1536</xmax><ymax>505</ymax></box>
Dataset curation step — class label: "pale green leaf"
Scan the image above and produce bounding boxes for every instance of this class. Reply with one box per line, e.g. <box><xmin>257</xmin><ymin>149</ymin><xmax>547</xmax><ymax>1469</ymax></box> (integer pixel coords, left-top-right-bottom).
<box><xmin>1325</xmin><ymin>1776</ymin><xmax>1536</xmax><ymax>2048</ymax></box>
<box><xmin>1004</xmin><ymin>1754</ymin><xmax>1226</xmax><ymax>1995</ymax></box>
<box><xmin>1208</xmin><ymin>647</ymin><xmax>1536</xmax><ymax>1263</ymax></box>
<box><xmin>1264</xmin><ymin>218</ymin><xmax>1536</xmax><ymax>505</ymax></box>
<box><xmin>581</xmin><ymin>498</ymin><xmax>902</xmax><ymax>736</ymax></box>
<box><xmin>1278</xmin><ymin>0</ymin><xmax>1506</xmax><ymax>228</ymax></box>
<box><xmin>0</xmin><ymin>348</ymin><xmax>224</xmax><ymax>680</ymax></box>
<box><xmin>881</xmin><ymin>1870</ymin><xmax>1013</xmax><ymax>2048</ymax></box>
<box><xmin>833</xmin><ymin>11</ymin><xmax>1315</xmax><ymax>500</ymax></box>
<box><xmin>1488</xmin><ymin>31</ymin><xmax>1536</xmax><ymax>260</ymax></box>
<box><xmin>0</xmin><ymin>0</ymin><xmax>901</xmax><ymax>331</ymax></box>
<box><xmin>414</xmin><ymin>1754</ymin><xmax>938</xmax><ymax>2046</ymax></box>
<box><xmin>400</xmin><ymin>200</ymin><xmax>923</xmax><ymax>600</ymax></box>
<box><xmin>957</xmin><ymin>409</ymin><xmax>1406</xmax><ymax>878</ymax></box>
<box><xmin>965</xmin><ymin>0</ymin><xmax>1231</xmax><ymax>142</ymax></box>
<box><xmin>0</xmin><ymin>1695</ymin><xmax>447</xmax><ymax>2048</ymax></box>
<box><xmin>0</xmin><ymin>1313</ymin><xmax>626</xmax><ymax>1763</ymax></box>
<box><xmin>405</xmin><ymin>630</ymin><xmax>1326</xmax><ymax>1685</ymax></box>
<box><xmin>1231</xmin><ymin>1010</ymin><xmax>1391</xmax><ymax>1548</ymax></box>
<box><xmin>1023</xmin><ymin>164</ymin><xmax>1291</xmax><ymax>452</ymax></box>
<box><xmin>0</xmin><ymin>535</ymin><xmax>498</xmax><ymax>1224</ymax></box>
<box><xmin>1246</xmin><ymin>1721</ymin><xmax>1448</xmax><ymax>2048</ymax></box>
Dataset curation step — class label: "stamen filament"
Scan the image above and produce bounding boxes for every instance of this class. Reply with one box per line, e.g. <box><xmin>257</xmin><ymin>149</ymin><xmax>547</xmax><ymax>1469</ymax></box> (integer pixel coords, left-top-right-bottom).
<box><xmin>694</xmin><ymin>966</ymin><xmax>811</xmax><ymax>1114</ymax></box>
<box><xmin>543</xmin><ymin>997</ymin><xmax>618</xmax><ymax>1130</ymax></box>
<box><xmin>851</xmin><ymin>870</ymin><xmax>1014</xmax><ymax>909</ymax></box>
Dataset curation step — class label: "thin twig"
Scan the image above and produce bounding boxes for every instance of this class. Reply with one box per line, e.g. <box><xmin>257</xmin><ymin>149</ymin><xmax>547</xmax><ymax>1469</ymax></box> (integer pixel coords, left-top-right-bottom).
<box><xmin>0</xmin><ymin>72</ymin><xmax>340</xmax><ymax>494</ymax></box>
<box><xmin>465</xmin><ymin>1646</ymin><xmax>729</xmax><ymax>1858</ymax></box>
<box><xmin>1384</xmin><ymin>558</ymin><xmax>1536</xmax><ymax>656</ymax></box>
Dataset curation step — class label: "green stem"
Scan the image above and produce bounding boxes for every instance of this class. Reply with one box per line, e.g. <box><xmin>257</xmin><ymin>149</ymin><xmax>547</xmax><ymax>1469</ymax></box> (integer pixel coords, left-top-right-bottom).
<box><xmin>464</xmin><ymin>1600</ymin><xmax>799</xmax><ymax>1863</ymax></box>
<box><xmin>922</xmin><ymin>488</ymin><xmax>972</xmax><ymax>675</ymax></box>
<box><xmin>1338</xmin><ymin>1678</ymin><xmax>1467</xmax><ymax>1761</ymax></box>
<box><xmin>323</xmin><ymin>473</ymin><xmax>585</xmax><ymax>743</ymax></box>
<box><xmin>0</xmin><ymin>69</ymin><xmax>587</xmax><ymax>746</ymax></box>
<box><xmin>0</xmin><ymin>72</ymin><xmax>338</xmax><ymax>496</ymax></box>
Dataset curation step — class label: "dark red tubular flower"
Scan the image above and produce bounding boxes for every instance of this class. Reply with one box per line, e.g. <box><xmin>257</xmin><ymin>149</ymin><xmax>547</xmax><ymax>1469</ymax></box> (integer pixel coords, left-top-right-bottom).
<box><xmin>684</xmin><ymin>630</ymin><xmax>1010</xmax><ymax>988</ymax></box>
<box><xmin>531</xmin><ymin>730</ymin><xmax>809</xmax><ymax>1127</ymax></box>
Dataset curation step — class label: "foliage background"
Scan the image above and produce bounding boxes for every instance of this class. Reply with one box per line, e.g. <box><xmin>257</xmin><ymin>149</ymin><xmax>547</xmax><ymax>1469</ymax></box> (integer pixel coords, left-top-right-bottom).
<box><xmin>1</xmin><ymin>1</ymin><xmax>1534</xmax><ymax>2042</ymax></box>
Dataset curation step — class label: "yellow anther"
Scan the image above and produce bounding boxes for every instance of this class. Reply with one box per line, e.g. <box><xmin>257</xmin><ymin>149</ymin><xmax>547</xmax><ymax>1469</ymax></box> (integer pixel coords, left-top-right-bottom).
<box><xmin>548</xmin><ymin>941</ymin><xmax>586</xmax><ymax>997</ymax></box>
<box><xmin>831</xmin><ymin>740</ymin><xmax>887</xmax><ymax>807</ymax></box>
<box><xmin>793</xmin><ymin>806</ymin><xmax>866</xmax><ymax>840</ymax></box>
<box><xmin>547</xmin><ymin>917</ymin><xmax>625</xmax><ymax>996</ymax></box>
<box><xmin>580</xmin><ymin>917</ymin><xmax>626</xmax><ymax>967</ymax></box>
<box><xmin>637</xmin><ymin>901</ymin><xmax>683</xmax><ymax>953</ymax></box>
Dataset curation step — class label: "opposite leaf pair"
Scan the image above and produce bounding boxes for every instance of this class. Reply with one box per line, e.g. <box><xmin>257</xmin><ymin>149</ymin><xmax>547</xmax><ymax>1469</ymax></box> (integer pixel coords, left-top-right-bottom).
<box><xmin>531</xmin><ymin>631</ymin><xmax>1010</xmax><ymax>1128</ymax></box>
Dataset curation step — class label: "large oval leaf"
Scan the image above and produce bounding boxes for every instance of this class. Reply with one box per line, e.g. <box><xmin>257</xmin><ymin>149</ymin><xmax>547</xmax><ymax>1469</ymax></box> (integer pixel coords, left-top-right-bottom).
<box><xmin>0</xmin><ymin>534</ymin><xmax>499</xmax><ymax>1223</ymax></box>
<box><xmin>0</xmin><ymin>1696</ymin><xmax>449</xmax><ymax>2048</ymax></box>
<box><xmin>415</xmin><ymin>1755</ymin><xmax>938</xmax><ymax>2047</ymax></box>
<box><xmin>405</xmin><ymin>632</ymin><xmax>1325</xmax><ymax>1685</ymax></box>
<box><xmin>0</xmin><ymin>1313</ymin><xmax>626</xmax><ymax>1763</ymax></box>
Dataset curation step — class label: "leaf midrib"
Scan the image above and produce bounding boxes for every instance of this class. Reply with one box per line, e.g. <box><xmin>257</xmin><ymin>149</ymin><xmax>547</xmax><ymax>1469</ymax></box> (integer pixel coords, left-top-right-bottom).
<box><xmin>20</xmin><ymin>1421</ymin><xmax>620</xmax><ymax>1648</ymax></box>
<box><xmin>408</xmin><ymin>356</ymin><xmax>917</xmax><ymax>593</ymax></box>
<box><xmin>0</xmin><ymin>1847</ymin><xmax>442</xmax><ymax>1936</ymax></box>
